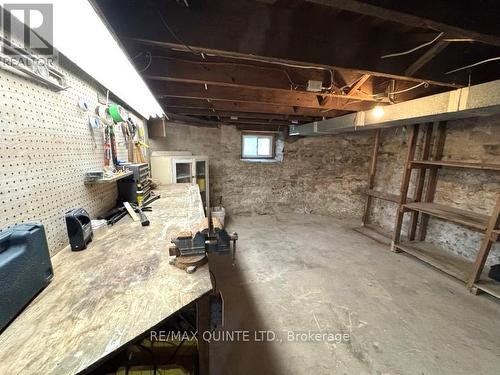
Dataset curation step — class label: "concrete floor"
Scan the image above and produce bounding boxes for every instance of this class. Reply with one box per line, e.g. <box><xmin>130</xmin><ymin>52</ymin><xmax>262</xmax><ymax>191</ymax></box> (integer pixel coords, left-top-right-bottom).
<box><xmin>208</xmin><ymin>213</ymin><xmax>500</xmax><ymax>375</ymax></box>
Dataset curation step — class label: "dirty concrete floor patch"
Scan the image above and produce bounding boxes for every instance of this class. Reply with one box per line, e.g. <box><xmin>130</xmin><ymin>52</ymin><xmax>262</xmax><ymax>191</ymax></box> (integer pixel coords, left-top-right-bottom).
<box><xmin>209</xmin><ymin>214</ymin><xmax>500</xmax><ymax>375</ymax></box>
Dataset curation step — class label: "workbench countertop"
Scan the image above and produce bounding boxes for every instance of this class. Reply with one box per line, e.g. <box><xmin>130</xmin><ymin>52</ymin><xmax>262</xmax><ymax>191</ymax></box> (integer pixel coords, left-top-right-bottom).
<box><xmin>0</xmin><ymin>184</ymin><xmax>211</xmax><ymax>375</ymax></box>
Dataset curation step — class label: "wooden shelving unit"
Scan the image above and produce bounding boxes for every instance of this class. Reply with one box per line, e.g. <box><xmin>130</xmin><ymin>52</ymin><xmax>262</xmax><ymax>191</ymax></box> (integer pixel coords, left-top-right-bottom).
<box><xmin>355</xmin><ymin>128</ymin><xmax>412</xmax><ymax>245</ymax></box>
<box><xmin>395</xmin><ymin>241</ymin><xmax>473</xmax><ymax>282</ymax></box>
<box><xmin>353</xmin><ymin>223</ymin><xmax>393</xmax><ymax>246</ymax></box>
<box><xmin>402</xmin><ymin>202</ymin><xmax>490</xmax><ymax>232</ymax></box>
<box><xmin>391</xmin><ymin>121</ymin><xmax>500</xmax><ymax>299</ymax></box>
<box><xmin>473</xmin><ymin>279</ymin><xmax>500</xmax><ymax>299</ymax></box>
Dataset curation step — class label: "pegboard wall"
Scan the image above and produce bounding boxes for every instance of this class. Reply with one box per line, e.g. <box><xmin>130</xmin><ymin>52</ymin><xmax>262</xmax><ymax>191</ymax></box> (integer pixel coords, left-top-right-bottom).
<box><xmin>0</xmin><ymin>60</ymin><xmax>143</xmax><ymax>256</ymax></box>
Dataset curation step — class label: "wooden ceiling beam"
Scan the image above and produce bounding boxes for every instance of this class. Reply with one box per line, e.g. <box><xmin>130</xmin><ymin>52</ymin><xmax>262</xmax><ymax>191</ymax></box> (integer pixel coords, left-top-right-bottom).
<box><xmin>235</xmin><ymin>124</ymin><xmax>289</xmax><ymax>132</ymax></box>
<box><xmin>144</xmin><ymin>57</ymin><xmax>385</xmax><ymax>103</ymax></box>
<box><xmin>150</xmin><ymin>81</ymin><xmax>375</xmax><ymax>111</ymax></box>
<box><xmin>133</xmin><ymin>39</ymin><xmax>459</xmax><ymax>89</ymax></box>
<box><xmin>164</xmin><ymin>113</ymin><xmax>220</xmax><ymax>127</ymax></box>
<box><xmin>405</xmin><ymin>40</ymin><xmax>450</xmax><ymax>76</ymax></box>
<box><xmin>160</xmin><ymin>98</ymin><xmax>348</xmax><ymax>117</ymax></box>
<box><xmin>166</xmin><ymin>108</ymin><xmax>320</xmax><ymax>121</ymax></box>
<box><xmin>219</xmin><ymin>119</ymin><xmax>301</xmax><ymax>125</ymax></box>
<box><xmin>307</xmin><ymin>0</ymin><xmax>500</xmax><ymax>48</ymax></box>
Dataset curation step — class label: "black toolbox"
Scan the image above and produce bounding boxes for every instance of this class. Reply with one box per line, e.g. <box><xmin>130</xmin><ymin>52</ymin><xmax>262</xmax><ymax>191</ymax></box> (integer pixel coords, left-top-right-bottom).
<box><xmin>0</xmin><ymin>223</ymin><xmax>53</xmax><ymax>332</ymax></box>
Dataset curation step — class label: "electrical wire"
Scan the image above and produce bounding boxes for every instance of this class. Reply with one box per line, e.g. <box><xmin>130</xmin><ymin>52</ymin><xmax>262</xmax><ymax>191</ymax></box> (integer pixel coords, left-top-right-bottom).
<box><xmin>156</xmin><ymin>11</ymin><xmax>336</xmax><ymax>92</ymax></box>
<box><xmin>356</xmin><ymin>81</ymin><xmax>429</xmax><ymax>98</ymax></box>
<box><xmin>135</xmin><ymin>51</ymin><xmax>152</xmax><ymax>73</ymax></box>
<box><xmin>381</xmin><ymin>32</ymin><xmax>444</xmax><ymax>59</ymax></box>
<box><xmin>158</xmin><ymin>12</ymin><xmax>200</xmax><ymax>57</ymax></box>
<box><xmin>388</xmin><ymin>81</ymin><xmax>429</xmax><ymax>95</ymax></box>
<box><xmin>445</xmin><ymin>56</ymin><xmax>500</xmax><ymax>74</ymax></box>
<box><xmin>340</xmin><ymin>75</ymin><xmax>366</xmax><ymax>91</ymax></box>
<box><xmin>153</xmin><ymin>55</ymin><xmax>303</xmax><ymax>89</ymax></box>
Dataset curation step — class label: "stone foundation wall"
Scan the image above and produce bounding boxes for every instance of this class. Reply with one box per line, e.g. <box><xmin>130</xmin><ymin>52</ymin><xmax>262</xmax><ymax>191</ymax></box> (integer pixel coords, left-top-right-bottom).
<box><xmin>149</xmin><ymin>124</ymin><xmax>373</xmax><ymax>216</ymax></box>
<box><xmin>149</xmin><ymin>116</ymin><xmax>500</xmax><ymax>265</ymax></box>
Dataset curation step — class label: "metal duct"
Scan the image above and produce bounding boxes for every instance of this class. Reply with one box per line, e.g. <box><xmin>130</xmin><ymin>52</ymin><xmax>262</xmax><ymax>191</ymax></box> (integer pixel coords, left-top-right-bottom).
<box><xmin>289</xmin><ymin>79</ymin><xmax>500</xmax><ymax>136</ymax></box>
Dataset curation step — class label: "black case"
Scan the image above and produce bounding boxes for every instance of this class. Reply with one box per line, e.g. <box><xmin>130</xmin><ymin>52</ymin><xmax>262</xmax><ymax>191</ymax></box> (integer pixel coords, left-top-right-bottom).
<box><xmin>0</xmin><ymin>223</ymin><xmax>53</xmax><ymax>332</ymax></box>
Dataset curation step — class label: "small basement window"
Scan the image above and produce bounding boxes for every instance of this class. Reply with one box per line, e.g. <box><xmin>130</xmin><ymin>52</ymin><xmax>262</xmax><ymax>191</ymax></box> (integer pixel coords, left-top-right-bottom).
<box><xmin>241</xmin><ymin>132</ymin><xmax>275</xmax><ymax>160</ymax></box>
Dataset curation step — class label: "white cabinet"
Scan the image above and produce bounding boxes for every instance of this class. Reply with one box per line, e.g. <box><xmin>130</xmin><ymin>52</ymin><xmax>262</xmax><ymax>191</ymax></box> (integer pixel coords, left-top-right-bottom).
<box><xmin>151</xmin><ymin>152</ymin><xmax>209</xmax><ymax>213</ymax></box>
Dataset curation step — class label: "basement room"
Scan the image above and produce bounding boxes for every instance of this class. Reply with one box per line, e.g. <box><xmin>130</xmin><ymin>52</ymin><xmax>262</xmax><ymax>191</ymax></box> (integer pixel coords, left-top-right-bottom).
<box><xmin>1</xmin><ymin>1</ymin><xmax>500</xmax><ymax>374</ymax></box>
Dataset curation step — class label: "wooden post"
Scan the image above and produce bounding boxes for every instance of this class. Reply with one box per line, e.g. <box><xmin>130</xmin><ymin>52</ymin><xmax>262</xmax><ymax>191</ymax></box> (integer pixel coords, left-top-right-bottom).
<box><xmin>391</xmin><ymin>124</ymin><xmax>419</xmax><ymax>251</ymax></box>
<box><xmin>467</xmin><ymin>195</ymin><xmax>500</xmax><ymax>288</ymax></box>
<box><xmin>362</xmin><ymin>129</ymin><xmax>381</xmax><ymax>226</ymax></box>
<box><xmin>408</xmin><ymin>123</ymin><xmax>433</xmax><ymax>240</ymax></box>
<box><xmin>418</xmin><ymin>121</ymin><xmax>447</xmax><ymax>241</ymax></box>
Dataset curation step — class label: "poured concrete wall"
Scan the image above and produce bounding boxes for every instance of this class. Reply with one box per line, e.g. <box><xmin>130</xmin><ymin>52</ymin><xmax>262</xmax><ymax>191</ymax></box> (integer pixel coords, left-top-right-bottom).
<box><xmin>149</xmin><ymin>116</ymin><xmax>500</xmax><ymax>266</ymax></box>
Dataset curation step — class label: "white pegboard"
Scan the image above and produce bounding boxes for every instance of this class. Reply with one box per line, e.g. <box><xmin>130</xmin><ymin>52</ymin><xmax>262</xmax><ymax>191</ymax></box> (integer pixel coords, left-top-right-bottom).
<box><xmin>0</xmin><ymin>61</ymin><xmax>140</xmax><ymax>256</ymax></box>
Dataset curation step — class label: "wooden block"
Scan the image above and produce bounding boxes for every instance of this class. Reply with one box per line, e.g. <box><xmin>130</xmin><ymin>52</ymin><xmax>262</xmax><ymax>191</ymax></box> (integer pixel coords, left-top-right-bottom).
<box><xmin>176</xmin><ymin>231</ymin><xmax>193</xmax><ymax>239</ymax></box>
<box><xmin>168</xmin><ymin>244</ymin><xmax>180</xmax><ymax>257</ymax></box>
<box><xmin>173</xmin><ymin>254</ymin><xmax>208</xmax><ymax>270</ymax></box>
<box><xmin>123</xmin><ymin>202</ymin><xmax>139</xmax><ymax>221</ymax></box>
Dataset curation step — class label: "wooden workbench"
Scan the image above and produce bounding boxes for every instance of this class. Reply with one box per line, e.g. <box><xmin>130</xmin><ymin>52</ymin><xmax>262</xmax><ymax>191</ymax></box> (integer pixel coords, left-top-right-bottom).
<box><xmin>0</xmin><ymin>184</ymin><xmax>211</xmax><ymax>374</ymax></box>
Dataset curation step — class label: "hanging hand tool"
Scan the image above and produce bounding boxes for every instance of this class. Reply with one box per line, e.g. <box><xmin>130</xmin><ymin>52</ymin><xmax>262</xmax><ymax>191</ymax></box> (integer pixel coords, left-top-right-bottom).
<box><xmin>103</xmin><ymin>124</ymin><xmax>111</xmax><ymax>166</ymax></box>
<box><xmin>109</xmin><ymin>124</ymin><xmax>118</xmax><ymax>166</ymax></box>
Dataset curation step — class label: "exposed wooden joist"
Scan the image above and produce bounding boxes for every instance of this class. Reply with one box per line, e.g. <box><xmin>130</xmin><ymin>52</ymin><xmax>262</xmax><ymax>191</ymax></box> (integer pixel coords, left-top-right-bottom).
<box><xmin>235</xmin><ymin>124</ymin><xmax>288</xmax><ymax>132</ymax></box>
<box><xmin>165</xmin><ymin>113</ymin><xmax>220</xmax><ymax>128</ymax></box>
<box><xmin>150</xmin><ymin>81</ymin><xmax>375</xmax><ymax>111</ymax></box>
<box><xmin>307</xmin><ymin>0</ymin><xmax>500</xmax><ymax>48</ymax></box>
<box><xmin>347</xmin><ymin>74</ymin><xmax>371</xmax><ymax>96</ymax></box>
<box><xmin>405</xmin><ymin>40</ymin><xmax>450</xmax><ymax>76</ymax></box>
<box><xmin>160</xmin><ymin>98</ymin><xmax>347</xmax><ymax>117</ymax></box>
<box><xmin>132</xmin><ymin>39</ymin><xmax>459</xmax><ymax>89</ymax></box>
<box><xmin>166</xmin><ymin>108</ymin><xmax>320</xmax><ymax>122</ymax></box>
<box><xmin>219</xmin><ymin>120</ymin><xmax>302</xmax><ymax>127</ymax></box>
<box><xmin>144</xmin><ymin>57</ymin><xmax>385</xmax><ymax>103</ymax></box>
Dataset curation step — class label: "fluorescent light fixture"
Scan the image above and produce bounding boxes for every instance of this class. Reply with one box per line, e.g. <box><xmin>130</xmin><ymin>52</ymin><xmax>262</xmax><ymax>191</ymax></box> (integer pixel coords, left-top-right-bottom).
<box><xmin>2</xmin><ymin>0</ymin><xmax>164</xmax><ymax>119</ymax></box>
<box><xmin>373</xmin><ymin>105</ymin><xmax>385</xmax><ymax>119</ymax></box>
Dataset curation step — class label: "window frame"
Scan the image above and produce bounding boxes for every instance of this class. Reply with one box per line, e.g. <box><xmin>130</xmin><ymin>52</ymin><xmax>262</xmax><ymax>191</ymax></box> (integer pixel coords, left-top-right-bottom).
<box><xmin>240</xmin><ymin>131</ymin><xmax>276</xmax><ymax>160</ymax></box>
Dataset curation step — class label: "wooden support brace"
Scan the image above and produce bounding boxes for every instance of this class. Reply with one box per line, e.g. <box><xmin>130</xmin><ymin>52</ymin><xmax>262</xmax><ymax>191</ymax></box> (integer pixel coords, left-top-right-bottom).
<box><xmin>408</xmin><ymin>123</ymin><xmax>433</xmax><ymax>240</ymax></box>
<box><xmin>362</xmin><ymin>128</ymin><xmax>381</xmax><ymax>226</ymax></box>
<box><xmin>418</xmin><ymin>121</ymin><xmax>447</xmax><ymax>241</ymax></box>
<box><xmin>467</xmin><ymin>195</ymin><xmax>500</xmax><ymax>288</ymax></box>
<box><xmin>391</xmin><ymin>124</ymin><xmax>419</xmax><ymax>251</ymax></box>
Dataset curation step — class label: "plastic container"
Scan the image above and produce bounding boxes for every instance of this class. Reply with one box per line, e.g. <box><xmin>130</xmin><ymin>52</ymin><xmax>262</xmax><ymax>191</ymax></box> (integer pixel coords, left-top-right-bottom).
<box><xmin>211</xmin><ymin>206</ymin><xmax>226</xmax><ymax>227</ymax></box>
<box><xmin>91</xmin><ymin>220</ymin><xmax>108</xmax><ymax>240</ymax></box>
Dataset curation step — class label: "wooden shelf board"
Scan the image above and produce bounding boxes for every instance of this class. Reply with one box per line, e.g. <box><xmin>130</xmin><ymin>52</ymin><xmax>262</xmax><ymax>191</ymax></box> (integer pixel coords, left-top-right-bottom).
<box><xmin>366</xmin><ymin>189</ymin><xmax>413</xmax><ymax>203</ymax></box>
<box><xmin>84</xmin><ymin>171</ymin><xmax>133</xmax><ymax>184</ymax></box>
<box><xmin>410</xmin><ymin>160</ymin><xmax>500</xmax><ymax>171</ymax></box>
<box><xmin>395</xmin><ymin>241</ymin><xmax>473</xmax><ymax>282</ymax></box>
<box><xmin>353</xmin><ymin>224</ymin><xmax>392</xmax><ymax>246</ymax></box>
<box><xmin>474</xmin><ymin>279</ymin><xmax>500</xmax><ymax>299</ymax></box>
<box><xmin>403</xmin><ymin>202</ymin><xmax>490</xmax><ymax>232</ymax></box>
